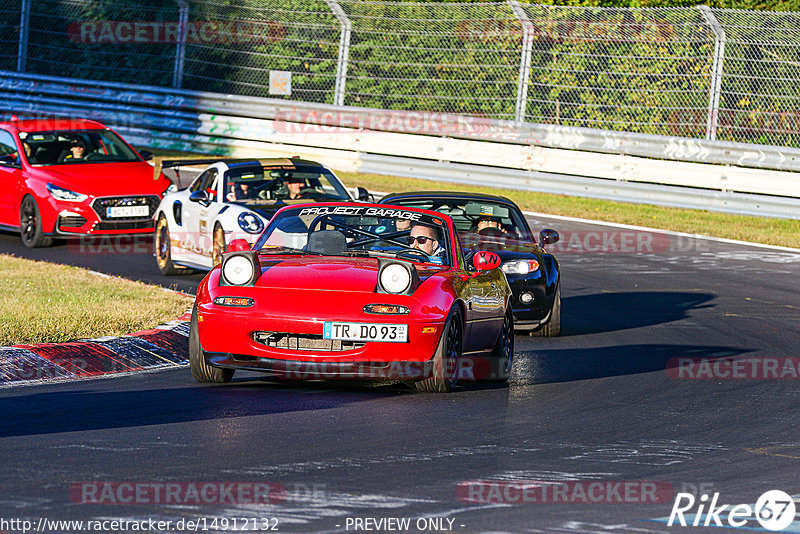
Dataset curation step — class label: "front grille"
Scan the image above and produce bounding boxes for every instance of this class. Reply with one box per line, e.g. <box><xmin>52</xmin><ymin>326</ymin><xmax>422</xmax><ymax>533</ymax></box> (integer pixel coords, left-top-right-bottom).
<box><xmin>92</xmin><ymin>195</ymin><xmax>160</xmax><ymax>221</ymax></box>
<box><xmin>253</xmin><ymin>331</ymin><xmax>365</xmax><ymax>352</ymax></box>
<box><xmin>58</xmin><ymin>215</ymin><xmax>87</xmax><ymax>228</ymax></box>
<box><xmin>95</xmin><ymin>220</ymin><xmax>155</xmax><ymax>231</ymax></box>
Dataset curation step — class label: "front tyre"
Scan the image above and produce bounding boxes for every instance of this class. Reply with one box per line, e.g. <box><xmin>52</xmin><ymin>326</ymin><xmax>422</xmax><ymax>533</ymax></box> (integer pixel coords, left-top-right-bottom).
<box><xmin>533</xmin><ymin>283</ymin><xmax>561</xmax><ymax>337</ymax></box>
<box><xmin>489</xmin><ymin>307</ymin><xmax>514</xmax><ymax>381</ymax></box>
<box><xmin>414</xmin><ymin>306</ymin><xmax>463</xmax><ymax>392</ymax></box>
<box><xmin>19</xmin><ymin>195</ymin><xmax>52</xmax><ymax>248</ymax></box>
<box><xmin>189</xmin><ymin>303</ymin><xmax>234</xmax><ymax>383</ymax></box>
<box><xmin>155</xmin><ymin>214</ymin><xmax>190</xmax><ymax>275</ymax></box>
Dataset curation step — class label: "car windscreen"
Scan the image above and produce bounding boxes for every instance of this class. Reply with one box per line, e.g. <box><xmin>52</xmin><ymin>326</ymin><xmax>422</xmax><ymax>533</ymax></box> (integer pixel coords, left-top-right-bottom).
<box><xmin>19</xmin><ymin>129</ymin><xmax>140</xmax><ymax>166</ymax></box>
<box><xmin>382</xmin><ymin>198</ymin><xmax>534</xmax><ymax>244</ymax></box>
<box><xmin>253</xmin><ymin>205</ymin><xmax>452</xmax><ymax>266</ymax></box>
<box><xmin>222</xmin><ymin>165</ymin><xmax>351</xmax><ymax>205</ymax></box>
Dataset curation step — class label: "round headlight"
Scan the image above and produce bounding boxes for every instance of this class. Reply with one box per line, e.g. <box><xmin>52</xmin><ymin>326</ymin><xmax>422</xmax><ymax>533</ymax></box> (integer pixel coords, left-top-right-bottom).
<box><xmin>380</xmin><ymin>264</ymin><xmax>411</xmax><ymax>294</ymax></box>
<box><xmin>238</xmin><ymin>212</ymin><xmax>264</xmax><ymax>234</ymax></box>
<box><xmin>223</xmin><ymin>256</ymin><xmax>254</xmax><ymax>285</ymax></box>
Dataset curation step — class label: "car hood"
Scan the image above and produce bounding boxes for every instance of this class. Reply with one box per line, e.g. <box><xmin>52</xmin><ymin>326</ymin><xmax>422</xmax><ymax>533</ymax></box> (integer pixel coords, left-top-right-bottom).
<box><xmin>254</xmin><ymin>256</ymin><xmax>442</xmax><ymax>292</ymax></box>
<box><xmin>27</xmin><ymin>162</ymin><xmax>169</xmax><ymax>196</ymax></box>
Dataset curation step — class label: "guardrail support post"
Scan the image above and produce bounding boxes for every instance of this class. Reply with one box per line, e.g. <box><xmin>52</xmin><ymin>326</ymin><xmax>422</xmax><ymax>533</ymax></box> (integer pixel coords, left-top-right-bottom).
<box><xmin>17</xmin><ymin>0</ymin><xmax>31</xmax><ymax>72</ymax></box>
<box><xmin>173</xmin><ymin>0</ymin><xmax>189</xmax><ymax>88</ymax></box>
<box><xmin>699</xmin><ymin>6</ymin><xmax>726</xmax><ymax>141</ymax></box>
<box><xmin>508</xmin><ymin>0</ymin><xmax>534</xmax><ymax>124</ymax></box>
<box><xmin>325</xmin><ymin>0</ymin><xmax>351</xmax><ymax>107</ymax></box>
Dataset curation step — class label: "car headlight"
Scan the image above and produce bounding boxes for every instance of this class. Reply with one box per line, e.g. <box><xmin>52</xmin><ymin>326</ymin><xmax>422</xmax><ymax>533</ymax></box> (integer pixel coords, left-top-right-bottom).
<box><xmin>46</xmin><ymin>183</ymin><xmax>88</xmax><ymax>202</ymax></box>
<box><xmin>501</xmin><ymin>259</ymin><xmax>539</xmax><ymax>275</ymax></box>
<box><xmin>238</xmin><ymin>212</ymin><xmax>264</xmax><ymax>234</ymax></box>
<box><xmin>222</xmin><ymin>255</ymin><xmax>255</xmax><ymax>285</ymax></box>
<box><xmin>380</xmin><ymin>263</ymin><xmax>411</xmax><ymax>294</ymax></box>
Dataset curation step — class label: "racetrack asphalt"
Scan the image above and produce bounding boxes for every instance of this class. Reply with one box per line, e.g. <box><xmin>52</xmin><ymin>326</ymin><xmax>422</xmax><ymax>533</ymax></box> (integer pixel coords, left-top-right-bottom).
<box><xmin>1</xmin><ymin>213</ymin><xmax>799</xmax><ymax>533</ymax></box>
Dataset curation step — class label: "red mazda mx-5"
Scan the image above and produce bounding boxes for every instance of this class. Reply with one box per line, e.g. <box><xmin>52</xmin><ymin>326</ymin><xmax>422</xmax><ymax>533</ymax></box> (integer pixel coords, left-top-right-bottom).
<box><xmin>191</xmin><ymin>203</ymin><xmax>514</xmax><ymax>392</ymax></box>
<box><xmin>0</xmin><ymin>117</ymin><xmax>172</xmax><ymax>247</ymax></box>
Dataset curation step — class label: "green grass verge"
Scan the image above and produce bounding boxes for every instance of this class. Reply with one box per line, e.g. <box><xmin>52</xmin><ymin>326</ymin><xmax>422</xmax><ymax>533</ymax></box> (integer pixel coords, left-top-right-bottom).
<box><xmin>0</xmin><ymin>255</ymin><xmax>194</xmax><ymax>346</ymax></box>
<box><xmin>142</xmin><ymin>147</ymin><xmax>800</xmax><ymax>248</ymax></box>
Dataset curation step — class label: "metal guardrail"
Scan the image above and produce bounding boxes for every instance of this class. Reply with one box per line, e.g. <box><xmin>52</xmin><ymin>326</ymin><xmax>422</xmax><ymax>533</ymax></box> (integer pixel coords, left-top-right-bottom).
<box><xmin>2</xmin><ymin>70</ymin><xmax>800</xmax><ymax>173</ymax></box>
<box><xmin>1</xmin><ymin>70</ymin><xmax>798</xmax><ymax>219</ymax></box>
<box><xmin>5</xmin><ymin>1</ymin><xmax>800</xmax><ymax>148</ymax></box>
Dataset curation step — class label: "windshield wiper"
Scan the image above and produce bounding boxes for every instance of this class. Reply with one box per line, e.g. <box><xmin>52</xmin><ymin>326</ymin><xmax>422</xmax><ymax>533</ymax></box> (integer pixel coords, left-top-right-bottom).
<box><xmin>258</xmin><ymin>246</ymin><xmax>324</xmax><ymax>256</ymax></box>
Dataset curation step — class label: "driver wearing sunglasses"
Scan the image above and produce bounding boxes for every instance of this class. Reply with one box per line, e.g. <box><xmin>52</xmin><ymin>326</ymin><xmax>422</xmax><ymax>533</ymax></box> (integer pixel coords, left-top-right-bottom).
<box><xmin>408</xmin><ymin>224</ymin><xmax>445</xmax><ymax>263</ymax></box>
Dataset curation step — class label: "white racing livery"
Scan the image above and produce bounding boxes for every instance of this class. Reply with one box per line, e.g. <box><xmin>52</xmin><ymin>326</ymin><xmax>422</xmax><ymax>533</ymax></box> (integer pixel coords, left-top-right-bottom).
<box><xmin>153</xmin><ymin>157</ymin><xmax>369</xmax><ymax>274</ymax></box>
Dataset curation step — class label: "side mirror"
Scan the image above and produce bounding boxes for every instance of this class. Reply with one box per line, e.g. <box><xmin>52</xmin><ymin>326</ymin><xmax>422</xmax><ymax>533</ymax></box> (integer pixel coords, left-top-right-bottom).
<box><xmin>138</xmin><ymin>149</ymin><xmax>153</xmax><ymax>161</ymax></box>
<box><xmin>539</xmin><ymin>229</ymin><xmax>559</xmax><ymax>247</ymax></box>
<box><xmin>0</xmin><ymin>154</ymin><xmax>19</xmax><ymax>167</ymax></box>
<box><xmin>228</xmin><ymin>239</ymin><xmax>251</xmax><ymax>252</ymax></box>
<box><xmin>471</xmin><ymin>250</ymin><xmax>502</xmax><ymax>271</ymax></box>
<box><xmin>189</xmin><ymin>190</ymin><xmax>210</xmax><ymax>206</ymax></box>
<box><xmin>355</xmin><ymin>187</ymin><xmax>370</xmax><ymax>202</ymax></box>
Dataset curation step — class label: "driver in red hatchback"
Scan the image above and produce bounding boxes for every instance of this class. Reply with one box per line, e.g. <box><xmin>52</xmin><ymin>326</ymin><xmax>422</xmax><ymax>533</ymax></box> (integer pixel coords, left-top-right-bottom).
<box><xmin>0</xmin><ymin>117</ymin><xmax>172</xmax><ymax>247</ymax></box>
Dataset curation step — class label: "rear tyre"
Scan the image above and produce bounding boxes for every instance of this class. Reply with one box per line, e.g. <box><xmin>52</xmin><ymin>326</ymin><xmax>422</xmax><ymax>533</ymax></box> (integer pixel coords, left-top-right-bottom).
<box><xmin>189</xmin><ymin>303</ymin><xmax>234</xmax><ymax>383</ymax></box>
<box><xmin>533</xmin><ymin>283</ymin><xmax>561</xmax><ymax>337</ymax></box>
<box><xmin>489</xmin><ymin>307</ymin><xmax>514</xmax><ymax>381</ymax></box>
<box><xmin>414</xmin><ymin>307</ymin><xmax>463</xmax><ymax>393</ymax></box>
<box><xmin>19</xmin><ymin>196</ymin><xmax>52</xmax><ymax>248</ymax></box>
<box><xmin>155</xmin><ymin>214</ymin><xmax>190</xmax><ymax>275</ymax></box>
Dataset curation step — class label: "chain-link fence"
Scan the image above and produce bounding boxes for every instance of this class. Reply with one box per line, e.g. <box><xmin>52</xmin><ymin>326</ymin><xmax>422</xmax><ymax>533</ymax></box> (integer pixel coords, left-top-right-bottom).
<box><xmin>4</xmin><ymin>0</ymin><xmax>800</xmax><ymax>148</ymax></box>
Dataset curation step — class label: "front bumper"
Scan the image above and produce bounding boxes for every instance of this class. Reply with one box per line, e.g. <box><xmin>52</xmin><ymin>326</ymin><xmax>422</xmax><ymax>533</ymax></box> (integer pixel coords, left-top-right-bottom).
<box><xmin>197</xmin><ymin>304</ymin><xmax>446</xmax><ymax>365</ymax></box>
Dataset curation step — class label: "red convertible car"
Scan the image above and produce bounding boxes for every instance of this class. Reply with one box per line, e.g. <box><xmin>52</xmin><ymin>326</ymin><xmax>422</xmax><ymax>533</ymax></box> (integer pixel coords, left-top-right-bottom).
<box><xmin>0</xmin><ymin>117</ymin><xmax>172</xmax><ymax>247</ymax></box>
<box><xmin>191</xmin><ymin>203</ymin><xmax>514</xmax><ymax>391</ymax></box>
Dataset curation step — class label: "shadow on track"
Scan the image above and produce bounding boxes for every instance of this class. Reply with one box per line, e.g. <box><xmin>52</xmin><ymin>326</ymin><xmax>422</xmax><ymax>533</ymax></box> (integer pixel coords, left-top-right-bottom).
<box><xmin>512</xmin><ymin>344</ymin><xmax>751</xmax><ymax>385</ymax></box>
<box><xmin>562</xmin><ymin>291</ymin><xmax>714</xmax><ymax>335</ymax></box>
<box><xmin>0</xmin><ymin>382</ymin><xmax>401</xmax><ymax>438</ymax></box>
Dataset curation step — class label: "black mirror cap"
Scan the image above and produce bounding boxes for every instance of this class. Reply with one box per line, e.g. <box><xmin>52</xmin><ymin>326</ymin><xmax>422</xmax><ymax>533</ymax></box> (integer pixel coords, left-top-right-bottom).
<box><xmin>356</xmin><ymin>187</ymin><xmax>371</xmax><ymax>202</ymax></box>
<box><xmin>139</xmin><ymin>149</ymin><xmax>153</xmax><ymax>161</ymax></box>
<box><xmin>539</xmin><ymin>228</ymin><xmax>560</xmax><ymax>247</ymax></box>
<box><xmin>189</xmin><ymin>191</ymin><xmax>209</xmax><ymax>206</ymax></box>
<box><xmin>219</xmin><ymin>251</ymin><xmax>261</xmax><ymax>287</ymax></box>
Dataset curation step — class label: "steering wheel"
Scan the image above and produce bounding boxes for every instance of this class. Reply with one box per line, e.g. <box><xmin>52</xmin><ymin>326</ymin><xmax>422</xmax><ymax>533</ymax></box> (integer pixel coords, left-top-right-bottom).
<box><xmin>395</xmin><ymin>247</ymin><xmax>430</xmax><ymax>263</ymax></box>
<box><xmin>84</xmin><ymin>152</ymin><xmax>101</xmax><ymax>161</ymax></box>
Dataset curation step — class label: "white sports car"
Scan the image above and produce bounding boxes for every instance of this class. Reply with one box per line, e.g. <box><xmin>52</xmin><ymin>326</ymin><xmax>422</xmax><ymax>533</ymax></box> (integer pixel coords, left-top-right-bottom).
<box><xmin>153</xmin><ymin>157</ymin><xmax>368</xmax><ymax>274</ymax></box>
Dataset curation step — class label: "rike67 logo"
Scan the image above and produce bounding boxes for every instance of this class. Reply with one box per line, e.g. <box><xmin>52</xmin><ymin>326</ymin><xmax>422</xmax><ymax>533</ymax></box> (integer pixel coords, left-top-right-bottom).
<box><xmin>668</xmin><ymin>490</ymin><xmax>796</xmax><ymax>531</ymax></box>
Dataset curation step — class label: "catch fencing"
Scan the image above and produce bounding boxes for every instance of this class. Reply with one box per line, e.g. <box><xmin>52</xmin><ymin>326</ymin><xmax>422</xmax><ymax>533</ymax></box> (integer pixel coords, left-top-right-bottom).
<box><xmin>3</xmin><ymin>0</ymin><xmax>800</xmax><ymax>149</ymax></box>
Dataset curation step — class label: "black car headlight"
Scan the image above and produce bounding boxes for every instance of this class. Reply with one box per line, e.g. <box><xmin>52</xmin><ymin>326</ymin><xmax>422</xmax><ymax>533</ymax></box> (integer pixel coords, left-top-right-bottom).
<box><xmin>501</xmin><ymin>259</ymin><xmax>540</xmax><ymax>275</ymax></box>
<box><xmin>238</xmin><ymin>212</ymin><xmax>264</xmax><ymax>234</ymax></box>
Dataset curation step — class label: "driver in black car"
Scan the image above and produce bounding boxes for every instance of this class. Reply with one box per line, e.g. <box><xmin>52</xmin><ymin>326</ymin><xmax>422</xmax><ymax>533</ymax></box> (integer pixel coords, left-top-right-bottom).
<box><xmin>408</xmin><ymin>224</ymin><xmax>446</xmax><ymax>264</ymax></box>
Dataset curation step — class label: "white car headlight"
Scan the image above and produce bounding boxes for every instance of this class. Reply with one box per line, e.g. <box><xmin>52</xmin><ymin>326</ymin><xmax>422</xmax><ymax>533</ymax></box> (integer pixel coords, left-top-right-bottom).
<box><xmin>380</xmin><ymin>263</ymin><xmax>411</xmax><ymax>293</ymax></box>
<box><xmin>222</xmin><ymin>255</ymin><xmax>255</xmax><ymax>285</ymax></box>
<box><xmin>47</xmin><ymin>183</ymin><xmax>88</xmax><ymax>202</ymax></box>
<box><xmin>238</xmin><ymin>212</ymin><xmax>264</xmax><ymax>234</ymax></box>
<box><xmin>501</xmin><ymin>259</ymin><xmax>539</xmax><ymax>275</ymax></box>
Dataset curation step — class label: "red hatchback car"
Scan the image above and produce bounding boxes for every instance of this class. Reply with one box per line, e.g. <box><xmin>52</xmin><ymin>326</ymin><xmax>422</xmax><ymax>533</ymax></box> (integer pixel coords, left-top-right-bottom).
<box><xmin>0</xmin><ymin>117</ymin><xmax>172</xmax><ymax>247</ymax></box>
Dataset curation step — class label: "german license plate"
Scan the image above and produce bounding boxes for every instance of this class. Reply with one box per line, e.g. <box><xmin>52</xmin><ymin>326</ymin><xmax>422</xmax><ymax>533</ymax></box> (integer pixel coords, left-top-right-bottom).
<box><xmin>107</xmin><ymin>206</ymin><xmax>149</xmax><ymax>218</ymax></box>
<box><xmin>323</xmin><ymin>322</ymin><xmax>408</xmax><ymax>343</ymax></box>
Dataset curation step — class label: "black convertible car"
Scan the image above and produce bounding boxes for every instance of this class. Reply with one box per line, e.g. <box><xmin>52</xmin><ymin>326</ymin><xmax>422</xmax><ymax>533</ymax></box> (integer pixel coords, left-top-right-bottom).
<box><xmin>379</xmin><ymin>192</ymin><xmax>561</xmax><ymax>335</ymax></box>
